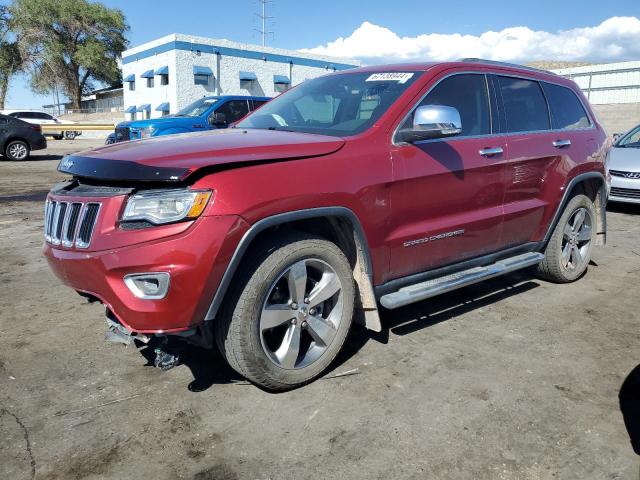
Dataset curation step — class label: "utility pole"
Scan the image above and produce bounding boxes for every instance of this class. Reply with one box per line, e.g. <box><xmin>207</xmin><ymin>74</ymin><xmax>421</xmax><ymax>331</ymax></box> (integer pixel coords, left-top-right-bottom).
<box><xmin>254</xmin><ymin>0</ymin><xmax>273</xmax><ymax>47</ymax></box>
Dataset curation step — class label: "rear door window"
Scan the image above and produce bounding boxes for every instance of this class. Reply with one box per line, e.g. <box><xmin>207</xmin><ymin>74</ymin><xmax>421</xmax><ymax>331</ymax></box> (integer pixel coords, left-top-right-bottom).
<box><xmin>541</xmin><ymin>82</ymin><xmax>591</xmax><ymax>130</ymax></box>
<box><xmin>215</xmin><ymin>100</ymin><xmax>250</xmax><ymax>123</ymax></box>
<box><xmin>251</xmin><ymin>100</ymin><xmax>268</xmax><ymax>110</ymax></box>
<box><xmin>402</xmin><ymin>73</ymin><xmax>491</xmax><ymax>136</ymax></box>
<box><xmin>497</xmin><ymin>76</ymin><xmax>550</xmax><ymax>133</ymax></box>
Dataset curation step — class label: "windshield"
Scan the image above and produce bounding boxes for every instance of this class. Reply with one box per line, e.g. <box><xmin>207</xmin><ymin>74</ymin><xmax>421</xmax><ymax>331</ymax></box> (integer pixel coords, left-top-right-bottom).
<box><xmin>174</xmin><ymin>97</ymin><xmax>220</xmax><ymax>117</ymax></box>
<box><xmin>237</xmin><ymin>71</ymin><xmax>421</xmax><ymax>136</ymax></box>
<box><xmin>616</xmin><ymin>125</ymin><xmax>640</xmax><ymax>148</ymax></box>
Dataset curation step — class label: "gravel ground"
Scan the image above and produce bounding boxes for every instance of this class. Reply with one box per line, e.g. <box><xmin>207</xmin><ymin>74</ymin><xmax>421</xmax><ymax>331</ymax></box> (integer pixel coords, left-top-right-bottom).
<box><xmin>1</xmin><ymin>140</ymin><xmax>639</xmax><ymax>480</ymax></box>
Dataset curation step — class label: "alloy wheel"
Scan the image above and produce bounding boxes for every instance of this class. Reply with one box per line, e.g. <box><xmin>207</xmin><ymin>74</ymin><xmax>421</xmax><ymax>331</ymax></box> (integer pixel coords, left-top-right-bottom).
<box><xmin>259</xmin><ymin>258</ymin><xmax>344</xmax><ymax>370</ymax></box>
<box><xmin>560</xmin><ymin>207</ymin><xmax>592</xmax><ymax>272</ymax></box>
<box><xmin>8</xmin><ymin>142</ymin><xmax>28</xmax><ymax>160</ymax></box>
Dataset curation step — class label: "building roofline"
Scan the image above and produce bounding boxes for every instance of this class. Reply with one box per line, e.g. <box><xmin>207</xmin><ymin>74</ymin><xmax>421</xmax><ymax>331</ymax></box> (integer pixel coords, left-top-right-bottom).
<box><xmin>122</xmin><ymin>33</ymin><xmax>360</xmax><ymax>70</ymax></box>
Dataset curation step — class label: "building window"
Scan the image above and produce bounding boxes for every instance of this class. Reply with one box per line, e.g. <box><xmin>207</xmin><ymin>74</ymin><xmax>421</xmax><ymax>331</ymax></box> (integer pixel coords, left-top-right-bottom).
<box><xmin>273</xmin><ymin>75</ymin><xmax>291</xmax><ymax>94</ymax></box>
<box><xmin>160</xmin><ymin>74</ymin><xmax>169</xmax><ymax>86</ymax></box>
<box><xmin>274</xmin><ymin>83</ymin><xmax>288</xmax><ymax>93</ymax></box>
<box><xmin>128</xmin><ymin>81</ymin><xmax>135</xmax><ymax>91</ymax></box>
<box><xmin>194</xmin><ymin>74</ymin><xmax>209</xmax><ymax>86</ymax></box>
<box><xmin>146</xmin><ymin>77</ymin><xmax>154</xmax><ymax>88</ymax></box>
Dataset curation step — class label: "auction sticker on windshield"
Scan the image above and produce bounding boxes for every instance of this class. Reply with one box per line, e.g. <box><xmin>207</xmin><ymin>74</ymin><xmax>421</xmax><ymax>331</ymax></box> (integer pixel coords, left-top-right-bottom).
<box><xmin>366</xmin><ymin>73</ymin><xmax>414</xmax><ymax>83</ymax></box>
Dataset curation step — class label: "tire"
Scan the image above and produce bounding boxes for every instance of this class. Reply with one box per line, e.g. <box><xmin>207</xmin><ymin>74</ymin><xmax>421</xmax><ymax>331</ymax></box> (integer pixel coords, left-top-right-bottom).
<box><xmin>536</xmin><ymin>193</ymin><xmax>596</xmax><ymax>283</ymax></box>
<box><xmin>216</xmin><ymin>233</ymin><xmax>355</xmax><ymax>390</ymax></box>
<box><xmin>64</xmin><ymin>131</ymin><xmax>77</xmax><ymax>140</ymax></box>
<box><xmin>53</xmin><ymin>135</ymin><xmax>63</xmax><ymax>140</ymax></box>
<box><xmin>4</xmin><ymin>140</ymin><xmax>30</xmax><ymax>161</ymax></box>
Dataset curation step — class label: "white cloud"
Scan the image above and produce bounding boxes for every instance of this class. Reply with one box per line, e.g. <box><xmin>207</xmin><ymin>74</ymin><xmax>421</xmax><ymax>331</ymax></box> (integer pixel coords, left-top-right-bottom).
<box><xmin>302</xmin><ymin>17</ymin><xmax>640</xmax><ymax>64</ymax></box>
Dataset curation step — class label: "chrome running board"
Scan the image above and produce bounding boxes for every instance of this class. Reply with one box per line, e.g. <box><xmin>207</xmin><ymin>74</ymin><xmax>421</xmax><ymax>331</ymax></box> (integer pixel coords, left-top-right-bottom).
<box><xmin>380</xmin><ymin>252</ymin><xmax>544</xmax><ymax>310</ymax></box>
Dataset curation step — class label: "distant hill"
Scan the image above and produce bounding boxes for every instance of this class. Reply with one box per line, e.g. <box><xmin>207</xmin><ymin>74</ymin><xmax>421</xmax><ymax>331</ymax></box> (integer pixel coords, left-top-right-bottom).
<box><xmin>526</xmin><ymin>61</ymin><xmax>593</xmax><ymax>71</ymax></box>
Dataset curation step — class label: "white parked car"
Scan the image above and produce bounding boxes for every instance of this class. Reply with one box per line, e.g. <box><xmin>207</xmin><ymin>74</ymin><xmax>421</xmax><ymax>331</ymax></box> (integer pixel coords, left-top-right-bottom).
<box><xmin>608</xmin><ymin>124</ymin><xmax>640</xmax><ymax>204</ymax></box>
<box><xmin>0</xmin><ymin>110</ymin><xmax>81</xmax><ymax>140</ymax></box>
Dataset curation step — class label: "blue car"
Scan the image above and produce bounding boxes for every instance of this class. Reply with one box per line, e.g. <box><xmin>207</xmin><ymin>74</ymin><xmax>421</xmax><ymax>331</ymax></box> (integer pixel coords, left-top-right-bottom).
<box><xmin>110</xmin><ymin>96</ymin><xmax>270</xmax><ymax>143</ymax></box>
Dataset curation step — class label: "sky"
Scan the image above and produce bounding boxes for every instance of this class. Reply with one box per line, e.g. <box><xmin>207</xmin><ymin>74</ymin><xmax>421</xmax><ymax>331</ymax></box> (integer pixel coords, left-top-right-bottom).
<box><xmin>4</xmin><ymin>0</ymin><xmax>640</xmax><ymax>108</ymax></box>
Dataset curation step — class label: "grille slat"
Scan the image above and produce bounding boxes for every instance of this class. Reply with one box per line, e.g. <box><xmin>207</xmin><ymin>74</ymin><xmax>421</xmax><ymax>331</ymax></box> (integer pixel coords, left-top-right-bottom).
<box><xmin>62</xmin><ymin>203</ymin><xmax>82</xmax><ymax>247</ymax></box>
<box><xmin>610</xmin><ymin>187</ymin><xmax>640</xmax><ymax>199</ymax></box>
<box><xmin>44</xmin><ymin>199</ymin><xmax>101</xmax><ymax>248</ymax></box>
<box><xmin>76</xmin><ymin>203</ymin><xmax>100</xmax><ymax>248</ymax></box>
<box><xmin>44</xmin><ymin>200</ymin><xmax>53</xmax><ymax>240</ymax></box>
<box><xmin>54</xmin><ymin>203</ymin><xmax>68</xmax><ymax>243</ymax></box>
<box><xmin>50</xmin><ymin>202</ymin><xmax>63</xmax><ymax>244</ymax></box>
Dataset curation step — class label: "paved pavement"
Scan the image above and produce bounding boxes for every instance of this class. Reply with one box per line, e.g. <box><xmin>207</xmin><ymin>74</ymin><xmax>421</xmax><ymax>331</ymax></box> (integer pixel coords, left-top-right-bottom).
<box><xmin>0</xmin><ymin>142</ymin><xmax>639</xmax><ymax>479</ymax></box>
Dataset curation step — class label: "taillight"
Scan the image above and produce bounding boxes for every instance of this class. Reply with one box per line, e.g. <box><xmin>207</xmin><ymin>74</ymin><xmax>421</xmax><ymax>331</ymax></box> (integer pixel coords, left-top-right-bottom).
<box><xmin>29</xmin><ymin>125</ymin><xmax>42</xmax><ymax>132</ymax></box>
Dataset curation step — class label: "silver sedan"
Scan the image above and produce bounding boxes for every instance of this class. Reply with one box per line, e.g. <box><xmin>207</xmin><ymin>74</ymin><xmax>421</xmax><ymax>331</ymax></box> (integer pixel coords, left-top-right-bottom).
<box><xmin>608</xmin><ymin>124</ymin><xmax>640</xmax><ymax>204</ymax></box>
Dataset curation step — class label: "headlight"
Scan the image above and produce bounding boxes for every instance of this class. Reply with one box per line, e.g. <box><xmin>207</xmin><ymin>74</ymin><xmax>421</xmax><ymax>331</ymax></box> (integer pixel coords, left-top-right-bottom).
<box><xmin>122</xmin><ymin>189</ymin><xmax>212</xmax><ymax>225</ymax></box>
<box><xmin>139</xmin><ymin>126</ymin><xmax>156</xmax><ymax>138</ymax></box>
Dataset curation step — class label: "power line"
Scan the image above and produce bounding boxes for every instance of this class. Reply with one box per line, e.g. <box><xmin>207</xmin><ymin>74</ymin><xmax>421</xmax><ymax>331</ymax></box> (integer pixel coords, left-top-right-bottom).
<box><xmin>253</xmin><ymin>0</ymin><xmax>274</xmax><ymax>47</ymax></box>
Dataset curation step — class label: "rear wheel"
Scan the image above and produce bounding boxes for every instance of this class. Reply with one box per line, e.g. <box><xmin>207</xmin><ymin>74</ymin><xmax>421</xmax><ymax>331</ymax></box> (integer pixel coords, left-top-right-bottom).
<box><xmin>64</xmin><ymin>131</ymin><xmax>77</xmax><ymax>140</ymax></box>
<box><xmin>216</xmin><ymin>234</ymin><xmax>354</xmax><ymax>390</ymax></box>
<box><xmin>4</xmin><ymin>140</ymin><xmax>30</xmax><ymax>161</ymax></box>
<box><xmin>537</xmin><ymin>194</ymin><xmax>595</xmax><ymax>283</ymax></box>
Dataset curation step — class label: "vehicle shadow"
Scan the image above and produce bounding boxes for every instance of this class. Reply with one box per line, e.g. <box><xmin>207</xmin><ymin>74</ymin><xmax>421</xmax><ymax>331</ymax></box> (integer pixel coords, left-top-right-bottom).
<box><xmin>335</xmin><ymin>269</ymin><xmax>541</xmax><ymax>365</ymax></box>
<box><xmin>620</xmin><ymin>363</ymin><xmax>640</xmax><ymax>455</ymax></box>
<box><xmin>607</xmin><ymin>202</ymin><xmax>640</xmax><ymax>215</ymax></box>
<box><xmin>0</xmin><ymin>154</ymin><xmax>64</xmax><ymax>162</ymax></box>
<box><xmin>146</xmin><ymin>269</ymin><xmax>542</xmax><ymax>394</ymax></box>
<box><xmin>0</xmin><ymin>190</ymin><xmax>50</xmax><ymax>203</ymax></box>
<box><xmin>137</xmin><ymin>338</ymin><xmax>245</xmax><ymax>392</ymax></box>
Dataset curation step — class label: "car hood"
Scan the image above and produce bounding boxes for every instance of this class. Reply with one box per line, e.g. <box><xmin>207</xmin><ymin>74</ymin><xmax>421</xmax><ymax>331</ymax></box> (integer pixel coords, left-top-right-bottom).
<box><xmin>58</xmin><ymin>128</ymin><xmax>346</xmax><ymax>182</ymax></box>
<box><xmin>609</xmin><ymin>146</ymin><xmax>640</xmax><ymax>172</ymax></box>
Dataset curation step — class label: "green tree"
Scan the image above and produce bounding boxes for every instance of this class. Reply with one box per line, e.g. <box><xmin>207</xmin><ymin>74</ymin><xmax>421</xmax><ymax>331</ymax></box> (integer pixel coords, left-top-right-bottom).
<box><xmin>0</xmin><ymin>5</ymin><xmax>23</xmax><ymax>109</ymax></box>
<box><xmin>9</xmin><ymin>0</ymin><xmax>128</xmax><ymax>109</ymax></box>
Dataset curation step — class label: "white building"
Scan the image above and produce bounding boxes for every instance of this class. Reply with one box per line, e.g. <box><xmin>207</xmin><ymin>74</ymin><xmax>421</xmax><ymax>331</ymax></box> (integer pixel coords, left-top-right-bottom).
<box><xmin>553</xmin><ymin>61</ymin><xmax>640</xmax><ymax>134</ymax></box>
<box><xmin>121</xmin><ymin>33</ymin><xmax>360</xmax><ymax>120</ymax></box>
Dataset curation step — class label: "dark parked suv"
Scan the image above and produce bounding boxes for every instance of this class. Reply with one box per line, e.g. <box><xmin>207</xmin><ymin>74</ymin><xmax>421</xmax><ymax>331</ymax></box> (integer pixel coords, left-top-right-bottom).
<box><xmin>44</xmin><ymin>60</ymin><xmax>608</xmax><ymax>390</ymax></box>
<box><xmin>0</xmin><ymin>114</ymin><xmax>47</xmax><ymax>160</ymax></box>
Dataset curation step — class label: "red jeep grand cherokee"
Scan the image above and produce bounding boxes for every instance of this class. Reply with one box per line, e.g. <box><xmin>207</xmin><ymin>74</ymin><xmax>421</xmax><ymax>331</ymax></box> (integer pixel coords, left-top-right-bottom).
<box><xmin>44</xmin><ymin>60</ymin><xmax>608</xmax><ymax>390</ymax></box>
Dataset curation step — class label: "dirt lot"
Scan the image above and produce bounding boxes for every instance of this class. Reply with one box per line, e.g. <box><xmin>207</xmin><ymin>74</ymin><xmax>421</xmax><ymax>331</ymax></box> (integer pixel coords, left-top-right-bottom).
<box><xmin>1</xmin><ymin>139</ymin><xmax>639</xmax><ymax>480</ymax></box>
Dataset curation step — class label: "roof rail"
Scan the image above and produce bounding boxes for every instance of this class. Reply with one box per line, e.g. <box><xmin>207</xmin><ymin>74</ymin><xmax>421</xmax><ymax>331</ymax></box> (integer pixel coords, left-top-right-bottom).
<box><xmin>458</xmin><ymin>58</ymin><xmax>557</xmax><ymax>76</ymax></box>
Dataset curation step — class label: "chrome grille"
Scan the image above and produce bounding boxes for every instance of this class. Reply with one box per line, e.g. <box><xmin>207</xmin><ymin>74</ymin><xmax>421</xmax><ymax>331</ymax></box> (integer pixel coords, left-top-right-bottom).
<box><xmin>44</xmin><ymin>199</ymin><xmax>101</xmax><ymax>248</ymax></box>
<box><xmin>610</xmin><ymin>187</ymin><xmax>640</xmax><ymax>199</ymax></box>
<box><xmin>115</xmin><ymin>126</ymin><xmax>130</xmax><ymax>142</ymax></box>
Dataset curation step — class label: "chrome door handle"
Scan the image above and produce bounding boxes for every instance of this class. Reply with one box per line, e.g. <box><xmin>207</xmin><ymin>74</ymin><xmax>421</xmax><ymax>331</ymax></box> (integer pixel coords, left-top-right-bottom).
<box><xmin>479</xmin><ymin>147</ymin><xmax>503</xmax><ymax>157</ymax></box>
<box><xmin>553</xmin><ymin>139</ymin><xmax>571</xmax><ymax>148</ymax></box>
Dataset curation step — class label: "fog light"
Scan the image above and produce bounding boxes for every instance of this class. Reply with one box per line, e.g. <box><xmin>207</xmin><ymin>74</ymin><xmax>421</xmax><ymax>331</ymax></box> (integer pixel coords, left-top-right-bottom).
<box><xmin>124</xmin><ymin>272</ymin><xmax>170</xmax><ymax>299</ymax></box>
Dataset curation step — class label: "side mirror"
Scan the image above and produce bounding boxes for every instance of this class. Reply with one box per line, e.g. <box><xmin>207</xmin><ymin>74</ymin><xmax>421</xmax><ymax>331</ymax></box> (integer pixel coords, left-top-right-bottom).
<box><xmin>397</xmin><ymin>105</ymin><xmax>462</xmax><ymax>143</ymax></box>
<box><xmin>209</xmin><ymin>112</ymin><xmax>227</xmax><ymax>126</ymax></box>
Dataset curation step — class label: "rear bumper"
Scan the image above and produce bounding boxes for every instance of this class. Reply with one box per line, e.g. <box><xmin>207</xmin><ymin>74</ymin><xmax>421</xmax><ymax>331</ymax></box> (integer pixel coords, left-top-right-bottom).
<box><xmin>44</xmin><ymin>214</ymin><xmax>248</xmax><ymax>334</ymax></box>
<box><xmin>31</xmin><ymin>136</ymin><xmax>47</xmax><ymax>151</ymax></box>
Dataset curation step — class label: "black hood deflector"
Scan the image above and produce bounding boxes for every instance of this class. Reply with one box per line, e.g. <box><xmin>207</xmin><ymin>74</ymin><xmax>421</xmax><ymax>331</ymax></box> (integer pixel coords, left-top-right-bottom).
<box><xmin>58</xmin><ymin>155</ymin><xmax>190</xmax><ymax>182</ymax></box>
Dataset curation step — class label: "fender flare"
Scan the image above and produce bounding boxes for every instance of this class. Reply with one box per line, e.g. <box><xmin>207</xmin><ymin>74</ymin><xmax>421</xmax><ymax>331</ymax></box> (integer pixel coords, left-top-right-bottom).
<box><xmin>204</xmin><ymin>206</ymin><xmax>382</xmax><ymax>331</ymax></box>
<box><xmin>543</xmin><ymin>171</ymin><xmax>607</xmax><ymax>245</ymax></box>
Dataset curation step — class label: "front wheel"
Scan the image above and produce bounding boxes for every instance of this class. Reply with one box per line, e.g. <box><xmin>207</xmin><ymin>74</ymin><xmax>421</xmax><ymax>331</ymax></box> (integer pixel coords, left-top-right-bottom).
<box><xmin>64</xmin><ymin>131</ymin><xmax>77</xmax><ymax>140</ymax></box>
<box><xmin>216</xmin><ymin>234</ymin><xmax>355</xmax><ymax>390</ymax></box>
<box><xmin>537</xmin><ymin>194</ymin><xmax>596</xmax><ymax>283</ymax></box>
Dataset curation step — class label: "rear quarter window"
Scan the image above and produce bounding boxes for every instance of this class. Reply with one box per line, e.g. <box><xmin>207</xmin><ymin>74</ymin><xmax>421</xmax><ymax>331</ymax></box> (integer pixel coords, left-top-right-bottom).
<box><xmin>497</xmin><ymin>76</ymin><xmax>550</xmax><ymax>133</ymax></box>
<box><xmin>542</xmin><ymin>82</ymin><xmax>591</xmax><ymax>130</ymax></box>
